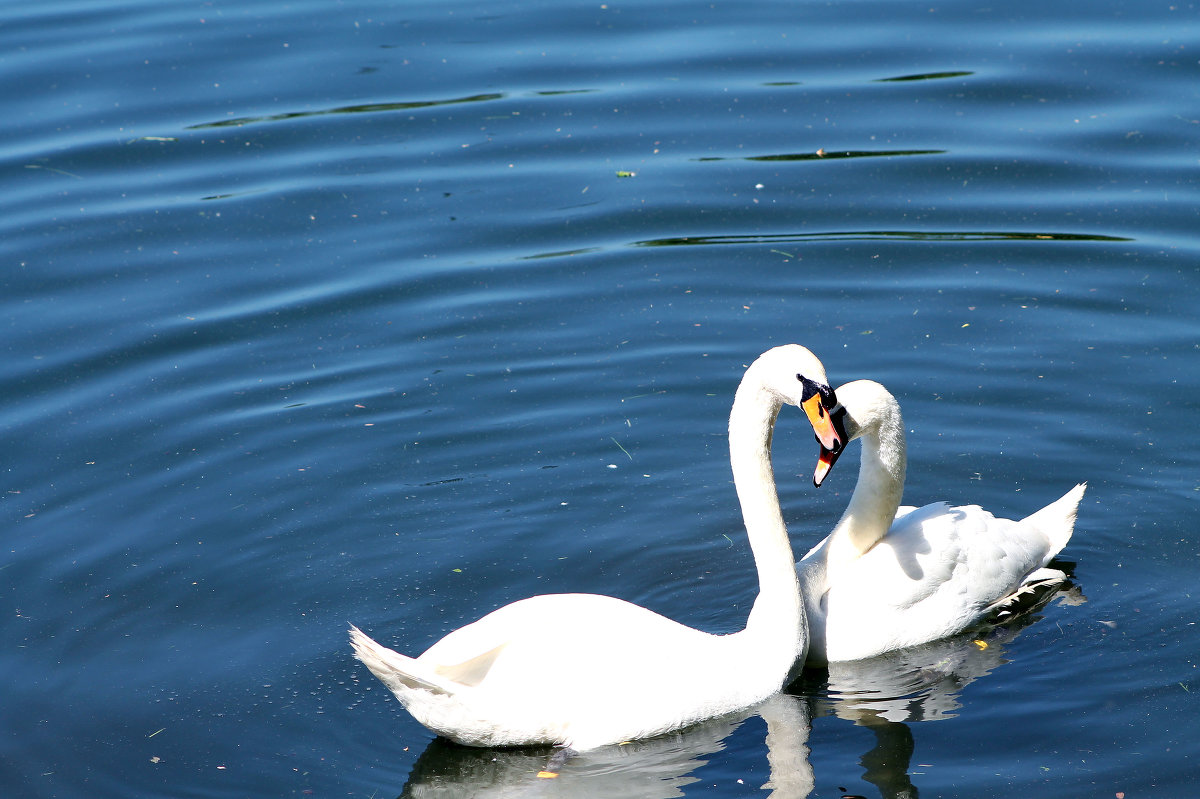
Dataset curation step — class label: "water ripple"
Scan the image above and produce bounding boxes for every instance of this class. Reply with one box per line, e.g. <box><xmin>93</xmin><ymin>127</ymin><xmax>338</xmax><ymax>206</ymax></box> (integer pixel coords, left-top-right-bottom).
<box><xmin>635</xmin><ymin>229</ymin><xmax>1134</xmax><ymax>247</ymax></box>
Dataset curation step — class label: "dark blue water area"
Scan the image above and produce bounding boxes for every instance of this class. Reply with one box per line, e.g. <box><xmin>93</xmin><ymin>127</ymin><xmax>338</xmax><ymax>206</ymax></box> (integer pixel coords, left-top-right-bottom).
<box><xmin>2</xmin><ymin>0</ymin><xmax>1197</xmax><ymax>796</ymax></box>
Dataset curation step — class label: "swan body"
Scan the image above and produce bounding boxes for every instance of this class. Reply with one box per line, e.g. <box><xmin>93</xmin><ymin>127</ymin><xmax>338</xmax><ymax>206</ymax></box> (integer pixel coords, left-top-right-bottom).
<box><xmin>797</xmin><ymin>378</ymin><xmax>1085</xmax><ymax>664</ymax></box>
<box><xmin>352</xmin><ymin>345</ymin><xmax>840</xmax><ymax>750</ymax></box>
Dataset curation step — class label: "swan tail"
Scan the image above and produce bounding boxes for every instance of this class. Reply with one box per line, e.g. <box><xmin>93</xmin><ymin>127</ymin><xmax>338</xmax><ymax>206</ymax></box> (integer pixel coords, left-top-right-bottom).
<box><xmin>980</xmin><ymin>484</ymin><xmax>1085</xmax><ymax>618</ymax></box>
<box><xmin>1019</xmin><ymin>482</ymin><xmax>1086</xmax><ymax>557</ymax></box>
<box><xmin>349</xmin><ymin>624</ymin><xmax>454</xmax><ymax>696</ymax></box>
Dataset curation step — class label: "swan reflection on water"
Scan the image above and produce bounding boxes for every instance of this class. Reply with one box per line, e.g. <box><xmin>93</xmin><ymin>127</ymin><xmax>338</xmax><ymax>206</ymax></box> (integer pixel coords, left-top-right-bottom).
<box><xmin>392</xmin><ymin>583</ymin><xmax>1082</xmax><ymax>799</ymax></box>
<box><xmin>397</xmin><ymin>692</ymin><xmax>812</xmax><ymax>799</ymax></box>
<box><xmin>805</xmin><ymin>582</ymin><xmax>1085</xmax><ymax>799</ymax></box>
<box><xmin>815</xmin><ymin>580</ymin><xmax>1084</xmax><ymax>725</ymax></box>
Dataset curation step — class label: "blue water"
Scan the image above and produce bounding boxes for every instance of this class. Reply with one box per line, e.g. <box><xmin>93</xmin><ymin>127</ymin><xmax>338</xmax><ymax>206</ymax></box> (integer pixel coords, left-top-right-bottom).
<box><xmin>2</xmin><ymin>0</ymin><xmax>1197</xmax><ymax>796</ymax></box>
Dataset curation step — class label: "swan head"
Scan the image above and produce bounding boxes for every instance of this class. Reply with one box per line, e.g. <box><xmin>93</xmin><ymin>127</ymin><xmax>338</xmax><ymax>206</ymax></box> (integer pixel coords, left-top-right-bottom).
<box><xmin>751</xmin><ymin>345</ymin><xmax>844</xmax><ymax>455</ymax></box>
<box><xmin>812</xmin><ymin>379</ymin><xmax>899</xmax><ymax>487</ymax></box>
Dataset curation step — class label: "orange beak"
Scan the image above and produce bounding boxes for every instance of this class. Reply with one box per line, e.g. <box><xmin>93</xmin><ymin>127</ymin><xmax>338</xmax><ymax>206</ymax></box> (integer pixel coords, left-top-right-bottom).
<box><xmin>802</xmin><ymin>393</ymin><xmax>839</xmax><ymax>451</ymax></box>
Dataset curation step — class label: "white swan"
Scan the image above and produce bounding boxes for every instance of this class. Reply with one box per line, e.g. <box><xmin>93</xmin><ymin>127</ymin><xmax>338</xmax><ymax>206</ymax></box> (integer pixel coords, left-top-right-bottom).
<box><xmin>351</xmin><ymin>344</ymin><xmax>841</xmax><ymax>750</ymax></box>
<box><xmin>796</xmin><ymin>378</ymin><xmax>1085</xmax><ymax>664</ymax></box>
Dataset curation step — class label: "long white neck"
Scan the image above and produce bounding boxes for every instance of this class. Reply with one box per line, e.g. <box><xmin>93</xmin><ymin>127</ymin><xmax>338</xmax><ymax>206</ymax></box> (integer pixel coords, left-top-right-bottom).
<box><xmin>727</xmin><ymin>368</ymin><xmax>806</xmax><ymax>671</ymax></box>
<box><xmin>825</xmin><ymin>381</ymin><xmax>906</xmax><ymax>578</ymax></box>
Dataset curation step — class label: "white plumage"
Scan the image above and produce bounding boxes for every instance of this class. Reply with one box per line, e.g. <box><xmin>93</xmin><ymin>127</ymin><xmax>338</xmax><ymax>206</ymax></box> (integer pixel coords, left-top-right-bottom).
<box><xmin>797</xmin><ymin>378</ymin><xmax>1085</xmax><ymax>664</ymax></box>
<box><xmin>352</xmin><ymin>345</ymin><xmax>842</xmax><ymax>750</ymax></box>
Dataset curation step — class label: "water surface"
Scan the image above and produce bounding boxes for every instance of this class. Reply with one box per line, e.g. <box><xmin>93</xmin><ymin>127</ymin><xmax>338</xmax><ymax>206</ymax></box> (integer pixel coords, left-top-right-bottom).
<box><xmin>2</xmin><ymin>0</ymin><xmax>1197</xmax><ymax>796</ymax></box>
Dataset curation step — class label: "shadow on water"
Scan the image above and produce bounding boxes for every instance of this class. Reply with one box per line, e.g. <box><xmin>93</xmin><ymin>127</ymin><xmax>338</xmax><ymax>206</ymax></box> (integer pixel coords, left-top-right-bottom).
<box><xmin>756</xmin><ymin>71</ymin><xmax>974</xmax><ymax>87</ymax></box>
<box><xmin>634</xmin><ymin>231</ymin><xmax>1134</xmax><ymax>247</ymax></box>
<box><xmin>695</xmin><ymin>149</ymin><xmax>946</xmax><ymax>162</ymax></box>
<box><xmin>386</xmin><ymin>581</ymin><xmax>1083</xmax><ymax>799</ymax></box>
<box><xmin>185</xmin><ymin>92</ymin><xmax>506</xmax><ymax>130</ymax></box>
<box><xmin>873</xmin><ymin>71</ymin><xmax>975</xmax><ymax>83</ymax></box>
